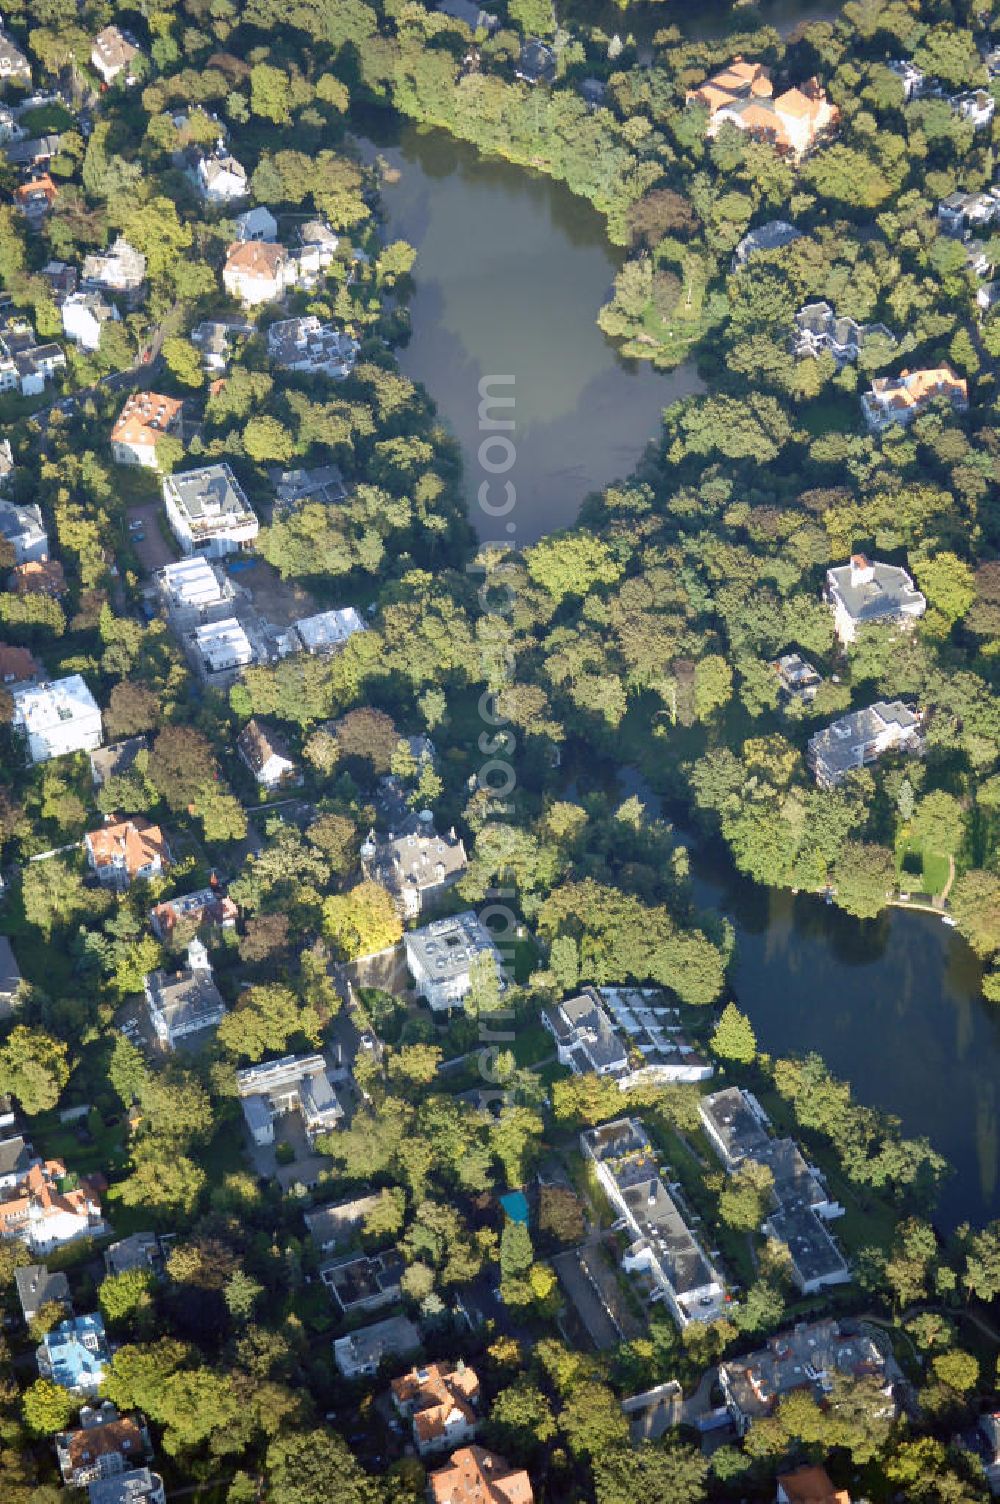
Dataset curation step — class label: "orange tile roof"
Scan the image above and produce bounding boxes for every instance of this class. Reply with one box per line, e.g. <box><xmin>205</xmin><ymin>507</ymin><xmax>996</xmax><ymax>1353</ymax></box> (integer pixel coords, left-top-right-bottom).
<box><xmin>776</xmin><ymin>86</ymin><xmax>819</xmax><ymax>118</ymax></box>
<box><xmin>779</xmin><ymin>1464</ymin><xmax>851</xmax><ymax>1504</ymax></box>
<box><xmin>85</xmin><ymin>817</ymin><xmax>169</xmax><ymax>879</ymax></box>
<box><xmin>11</xmin><ymin>559</ymin><xmax>66</xmax><ymax>595</ymax></box>
<box><xmin>224</xmin><ymin>240</ymin><xmax>286</xmax><ymax>279</ymax></box>
<box><xmin>111</xmin><ymin>391</ymin><xmax>183</xmax><ymax>449</ymax></box>
<box><xmin>15</xmin><ymin>174</ymin><xmax>57</xmax><ymax>207</ymax></box>
<box><xmin>66</xmin><ymin>1415</ymin><xmax>145</xmax><ymax>1471</ymax></box>
<box><xmin>0</xmin><ymin>1158</ymin><xmax>101</xmax><ymax>1232</ymax></box>
<box><xmin>429</xmin><ymin>1446</ymin><xmax>533</xmax><ymax>1504</ymax></box>
<box><xmin>392</xmin><ymin>1362</ymin><xmax>480</xmax><ymax>1444</ymax></box>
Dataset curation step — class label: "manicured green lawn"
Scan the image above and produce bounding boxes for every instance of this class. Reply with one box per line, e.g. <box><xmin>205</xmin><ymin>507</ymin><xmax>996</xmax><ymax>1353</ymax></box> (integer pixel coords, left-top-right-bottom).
<box><xmin>896</xmin><ymin>840</ymin><xmax>951</xmax><ymax>897</ymax></box>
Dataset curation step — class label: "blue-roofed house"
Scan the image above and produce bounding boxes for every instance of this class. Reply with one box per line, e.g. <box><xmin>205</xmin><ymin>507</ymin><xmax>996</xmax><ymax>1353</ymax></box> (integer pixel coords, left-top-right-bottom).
<box><xmin>37</xmin><ymin>1314</ymin><xmax>110</xmax><ymax>1394</ymax></box>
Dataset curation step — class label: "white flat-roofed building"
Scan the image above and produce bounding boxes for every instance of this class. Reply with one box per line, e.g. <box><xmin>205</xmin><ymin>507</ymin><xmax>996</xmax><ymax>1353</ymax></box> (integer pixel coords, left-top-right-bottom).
<box><xmin>192</xmin><ymin>618</ymin><xmax>253</xmax><ymax>680</ymax></box>
<box><xmin>404</xmin><ymin>910</ymin><xmax>503</xmax><ymax>1012</ymax></box>
<box><xmin>162</xmin><ymin>464</ymin><xmax>258</xmax><ymax>558</ymax></box>
<box><xmin>333</xmin><ymin>1314</ymin><xmax>421</xmax><ymax>1380</ymax></box>
<box><xmin>0</xmin><ymin>498</ymin><xmax>47</xmax><ymax>563</ymax></box>
<box><xmin>234</xmin><ymin>206</ymin><xmax>277</xmax><ymax>243</ymax></box>
<box><xmin>82</xmin><ymin>235</ymin><xmax>145</xmax><ymax>293</ymax></box>
<box><xmin>294</xmin><ymin>607</ymin><xmax>366</xmax><ymax>653</ymax></box>
<box><xmin>544</xmin><ymin>985</ymin><xmax>713</xmax><ymax>1087</ymax></box>
<box><xmin>235</xmin><ymin>1053</ymin><xmax>344</xmax><ymax>1146</ymax></box>
<box><xmin>582</xmin><ymin>1117</ymin><xmax>728</xmax><ymax>1329</ymax></box>
<box><xmin>825</xmin><ymin>554</ymin><xmax>926</xmax><ymax>644</ymax></box>
<box><xmin>267</xmin><ymin>316</ymin><xmax>359</xmax><ymax>378</ymax></box>
<box><xmin>12</xmin><ymin>675</ymin><xmax>102</xmax><ymax>764</ymax></box>
<box><xmin>807</xmin><ymin>701</ymin><xmax>922</xmax><ymax>789</ymax></box>
<box><xmin>159</xmin><ymin>556</ymin><xmax>234</xmax><ymax>617</ymax></box>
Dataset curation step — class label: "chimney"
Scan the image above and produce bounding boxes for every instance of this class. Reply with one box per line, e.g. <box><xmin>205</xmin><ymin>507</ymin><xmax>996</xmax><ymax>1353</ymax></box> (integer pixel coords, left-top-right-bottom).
<box><xmin>849</xmin><ymin>553</ymin><xmax>873</xmax><ymax>586</ymax></box>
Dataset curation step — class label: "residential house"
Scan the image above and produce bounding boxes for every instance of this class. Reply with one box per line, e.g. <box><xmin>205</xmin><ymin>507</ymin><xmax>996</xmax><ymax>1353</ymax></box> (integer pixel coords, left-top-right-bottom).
<box><xmin>516</xmin><ymin>39</ymin><xmax>556</xmax><ymax>85</ymax></box>
<box><xmin>14</xmin><ymin>174</ymin><xmax>57</xmax><ymax>223</ymax></box>
<box><xmin>0</xmin><ymin>1159</ymin><xmax>104</xmax><ymax>1253</ymax></box>
<box><xmin>937</xmin><ymin>189</ymin><xmax>999</xmax><ymax>238</ymax></box>
<box><xmin>719</xmin><ymin>1318</ymin><xmax>892</xmax><ymax>1435</ymax></box>
<box><xmin>825</xmin><ymin>554</ymin><xmax>926</xmax><ymax>643</ymax></box>
<box><xmin>976</xmin><ymin>1412</ymin><xmax>1000</xmax><ymax>1494</ymax></box>
<box><xmin>158</xmin><ymin>556</ymin><xmax>235</xmax><ymax>621</ymax></box>
<box><xmin>294</xmin><ymin>607</ymin><xmax>366</xmax><ymax>653</ymax></box>
<box><xmin>234</xmin><ymin>206</ymin><xmax>277</xmax><ymax>243</ymax></box>
<box><xmin>222</xmin><ymin>240</ymin><xmax>290</xmax><ymax>306</ymax></box>
<box><xmin>110</xmin><ymin>392</ymin><xmax>182</xmax><ymax>469</ymax></box>
<box><xmin>543</xmin><ymin>986</ymin><xmax>712</xmax><ymax>1088</ymax></box>
<box><xmin>10</xmin><ymin>558</ymin><xmax>66</xmax><ymax>596</ymax></box>
<box><xmin>404</xmin><ymin>910</ymin><xmax>504</xmax><ymax>1012</ymax></box>
<box><xmin>0</xmin><ymin>319</ymin><xmax>65</xmax><ymax>394</ymax></box>
<box><xmin>82</xmin><ymin>237</ymin><xmax>146</xmax><ymax>296</ymax></box>
<box><xmin>235</xmin><ymin>1053</ymin><xmax>344</xmax><ymax>1146</ymax></box>
<box><xmin>579</xmin><ymin>77</ymin><xmax>607</xmax><ymax>107</ymax></box>
<box><xmin>391</xmin><ymin>1361</ymin><xmax>480</xmax><ymax>1456</ymax></box>
<box><xmin>292</xmin><ymin>221</ymin><xmax>340</xmax><ymax>285</ymax></box>
<box><xmin>0</xmin><ymin>437</ymin><xmax>13</xmax><ymax>487</ymax></box>
<box><xmin>978</xmin><ymin>280</ymin><xmax>1000</xmax><ymax>313</ymax></box>
<box><xmin>41</xmin><ymin>259</ymin><xmax>77</xmax><ymax>298</ymax></box>
<box><xmin>952</xmin><ymin>88</ymin><xmax>995</xmax><ymax>128</ymax></box>
<box><xmin>964</xmin><ymin>238</ymin><xmax>994</xmax><ymax>278</ymax></box>
<box><xmin>0</xmin><ymin>1134</ymin><xmax>35</xmax><ymax>1190</ymax></box>
<box><xmin>428</xmin><ymin>1446</ymin><xmax>533</xmax><ymax>1504</ymax></box>
<box><xmin>0</xmin><ymin>33</ymin><xmax>30</xmax><ymax>88</ymax></box>
<box><xmin>191</xmin><ymin>146</ymin><xmax>247</xmax><ymax>204</ymax></box>
<box><xmin>84</xmin><ymin>817</ymin><xmax>169</xmax><ymax>888</ymax></box>
<box><xmin>89</xmin><ymin>1469</ymin><xmax>166</xmax><ymax>1504</ymax></box>
<box><xmin>271</xmin><ymin>465</ymin><xmax>348</xmax><ymax>511</ymax></box>
<box><xmin>163</xmin><ymin>463</ymin><xmax>258</xmax><ymax>557</ymax></box>
<box><xmin>361</xmin><ymin>821</ymin><xmax>468</xmax><ymax>919</ymax></box>
<box><xmin>793</xmin><ymin>302</ymin><xmax>895</xmax><ymax>366</ymax></box>
<box><xmin>0</xmin><ymin>934</ymin><xmax>23</xmax><ymax>1017</ymax></box>
<box><xmin>0</xmin><ymin>642</ymin><xmax>39</xmax><ymax>684</ymax></box>
<box><xmin>5</xmin><ymin>134</ymin><xmax>59</xmax><ymax>169</ymax></box>
<box><xmin>733</xmin><ymin>220</ymin><xmax>801</xmax><ymax>269</ymax></box>
<box><xmin>103</xmin><ymin>1231</ymin><xmax>165</xmax><ymax>1278</ymax></box>
<box><xmin>267</xmin><ymin>315</ymin><xmax>359</xmax><ymax>378</ymax></box>
<box><xmin>700</xmin><ymin>1088</ymin><xmax>849</xmax><ymax>1295</ymax></box>
<box><xmin>190</xmin><ymin>318</ymin><xmax>251</xmax><ymax>374</ymax></box>
<box><xmin>89</xmin><ymin>736</ymin><xmax>148</xmax><ymax>789</ymax></box>
<box><xmin>887</xmin><ymin>58</ymin><xmax>926</xmax><ymax>100</ymax></box>
<box><xmin>582</xmin><ymin>1117</ymin><xmax>728</xmax><ymax>1328</ymax></box>
<box><xmin>807</xmin><ymin>701</ymin><xmax>923</xmax><ymax>789</ymax></box>
<box><xmin>150</xmin><ymin>887</ymin><xmax>237</xmax><ymax>942</ymax></box>
<box><xmin>687</xmin><ymin>57</ymin><xmax>838</xmax><ymax>156</ymax></box>
<box><xmin>437</xmin><ymin>0</ymin><xmax>499</xmax><ymax>29</ymax></box>
<box><xmin>237</xmin><ymin>717</ymin><xmax>298</xmax><ymax>790</ymax></box>
<box><xmin>15</xmin><ymin>1263</ymin><xmax>69</xmax><ymax>1322</ymax></box>
<box><xmin>777</xmin><ymin>1464</ymin><xmax>851</xmax><ymax>1504</ymax></box>
<box><xmin>773</xmin><ymin>652</ymin><xmax>822</xmax><ymax>704</ymax></box>
<box><xmin>333</xmin><ymin>1314</ymin><xmax>421</xmax><ymax>1379</ymax></box>
<box><xmin>0</xmin><ymin>498</ymin><xmax>47</xmax><ymax>563</ymax></box>
<box><xmin>143</xmin><ymin>939</ymin><xmax>227</xmax><ymax>1050</ymax></box>
<box><xmin>861</xmin><ymin>365</ymin><xmax>968</xmax><ymax>430</ymax></box>
<box><xmin>55</xmin><ymin>1402</ymin><xmax>152</xmax><ymax>1486</ymax></box>
<box><xmin>37</xmin><ymin>1315</ymin><xmax>111</xmax><ymax>1395</ymax></box>
<box><xmin>320</xmin><ymin>1250</ymin><xmax>405</xmax><ymax>1314</ymax></box>
<box><xmin>304</xmin><ymin>1192</ymin><xmax>385</xmax><ymax>1255</ymax></box>
<box><xmin>191</xmin><ymin>617</ymin><xmax>254</xmax><ymax>681</ymax></box>
<box><xmin>12</xmin><ymin>675</ymin><xmax>103</xmax><ymax>763</ymax></box>
<box><xmin>0</xmin><ymin>105</ymin><xmax>21</xmax><ymax>143</ymax></box>
<box><xmin>91</xmin><ymin>26</ymin><xmax>141</xmax><ymax>86</ymax></box>
<box><xmin>62</xmin><ymin>291</ymin><xmax>119</xmax><ymax>351</ymax></box>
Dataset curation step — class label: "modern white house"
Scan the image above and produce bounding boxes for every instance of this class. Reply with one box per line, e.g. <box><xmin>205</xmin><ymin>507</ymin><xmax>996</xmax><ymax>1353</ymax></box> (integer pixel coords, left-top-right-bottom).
<box><xmin>582</xmin><ymin>1117</ymin><xmax>728</xmax><ymax>1329</ymax></box>
<box><xmin>191</xmin><ymin>618</ymin><xmax>254</xmax><ymax>681</ymax></box>
<box><xmin>162</xmin><ymin>464</ymin><xmax>258</xmax><ymax>558</ymax></box>
<box><xmin>404</xmin><ymin>911</ymin><xmax>504</xmax><ymax>1012</ymax></box>
<box><xmin>825</xmin><ymin>554</ymin><xmax>926</xmax><ymax>643</ymax></box>
<box><xmin>0</xmin><ymin>498</ymin><xmax>47</xmax><ymax>563</ymax></box>
<box><xmin>235</xmin><ymin>1053</ymin><xmax>344</xmax><ymax>1146</ymax></box>
<box><xmin>542</xmin><ymin>986</ymin><xmax>713</xmax><ymax>1088</ymax></box>
<box><xmin>267</xmin><ymin>316</ymin><xmax>359</xmax><ymax>378</ymax></box>
<box><xmin>12</xmin><ymin>676</ymin><xmax>102</xmax><ymax>764</ymax></box>
<box><xmin>294</xmin><ymin>607</ymin><xmax>366</xmax><ymax>653</ymax></box>
<box><xmin>158</xmin><ymin>556</ymin><xmax>234</xmax><ymax>620</ymax></box>
<box><xmin>143</xmin><ymin>939</ymin><xmax>227</xmax><ymax>1050</ymax></box>
<box><xmin>807</xmin><ymin>701</ymin><xmax>923</xmax><ymax>789</ymax></box>
<box><xmin>192</xmin><ymin>147</ymin><xmax>248</xmax><ymax>204</ymax></box>
<box><xmin>61</xmin><ymin>291</ymin><xmax>119</xmax><ymax>351</ymax></box>
<box><xmin>82</xmin><ymin>236</ymin><xmax>146</xmax><ymax>294</ymax></box>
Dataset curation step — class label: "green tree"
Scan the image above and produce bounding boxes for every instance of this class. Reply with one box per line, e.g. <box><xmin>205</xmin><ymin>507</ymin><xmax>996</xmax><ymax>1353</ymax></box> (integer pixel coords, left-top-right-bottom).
<box><xmin>932</xmin><ymin>1348</ymin><xmax>978</xmax><ymax>1393</ymax></box>
<box><xmin>99</xmin><ymin>1269</ymin><xmax>155</xmax><ymax>1325</ymax></box>
<box><xmin>250</xmin><ymin>63</ymin><xmax>291</xmax><ymax>124</ymax></box>
<box><xmin>266</xmin><ymin>1429</ymin><xmax>382</xmax><ymax>1504</ymax></box>
<box><xmin>710</xmin><ymin>1003</ymin><xmax>756</xmax><ymax>1064</ymax></box>
<box><xmin>832</xmin><ymin>842</ymin><xmax>895</xmax><ymax>919</ymax></box>
<box><xmin>0</xmin><ymin>1027</ymin><xmax>70</xmax><ymax>1113</ymax></box>
<box><xmin>322</xmin><ymin>882</ymin><xmax>403</xmax><ymax>961</ymax></box>
<box><xmin>21</xmin><ymin>1377</ymin><xmax>77</xmax><ymax>1436</ymax></box>
<box><xmin>719</xmin><ymin>1160</ymin><xmax>774</xmax><ymax>1231</ymax></box>
<box><xmin>161</xmin><ymin>337</ymin><xmax>204</xmax><ymax>389</ymax></box>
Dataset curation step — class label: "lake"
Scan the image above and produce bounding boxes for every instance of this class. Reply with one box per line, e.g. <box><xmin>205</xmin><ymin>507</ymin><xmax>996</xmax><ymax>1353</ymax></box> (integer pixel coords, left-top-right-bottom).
<box><xmin>614</xmin><ymin>770</ymin><xmax>996</xmax><ymax>1232</ymax></box>
<box><xmin>362</xmin><ymin>119</ymin><xmax>701</xmax><ymax>544</ymax></box>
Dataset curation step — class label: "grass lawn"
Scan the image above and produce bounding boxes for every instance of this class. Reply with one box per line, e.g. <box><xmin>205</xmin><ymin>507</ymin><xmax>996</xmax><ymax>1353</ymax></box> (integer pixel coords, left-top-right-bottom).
<box><xmin>512</xmin><ymin>1021</ymin><xmax>554</xmax><ymax>1069</ymax></box>
<box><xmin>896</xmin><ymin>840</ymin><xmax>951</xmax><ymax>898</ymax></box>
<box><xmin>0</xmin><ymin>887</ymin><xmax>76</xmax><ymax>994</ymax></box>
<box><xmin>800</xmin><ymin>391</ymin><xmax>859</xmax><ymax>437</ymax></box>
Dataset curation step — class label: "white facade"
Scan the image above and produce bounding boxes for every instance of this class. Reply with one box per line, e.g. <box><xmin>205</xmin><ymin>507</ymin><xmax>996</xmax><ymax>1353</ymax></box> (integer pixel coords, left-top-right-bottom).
<box><xmin>160</xmin><ymin>556</ymin><xmax>232</xmax><ymax>614</ymax></box>
<box><xmin>0</xmin><ymin>499</ymin><xmax>47</xmax><ymax>563</ymax></box>
<box><xmin>162</xmin><ymin>464</ymin><xmax>258</xmax><ymax>558</ymax></box>
<box><xmin>61</xmin><ymin>293</ymin><xmax>118</xmax><ymax>351</ymax></box>
<box><xmin>192</xmin><ymin>618</ymin><xmax>253</xmax><ymax>677</ymax></box>
<box><xmin>235</xmin><ymin>206</ymin><xmax>278</xmax><ymax>242</ymax></box>
<box><xmin>404</xmin><ymin>910</ymin><xmax>503</xmax><ymax>1012</ymax></box>
<box><xmin>294</xmin><ymin>607</ymin><xmax>366</xmax><ymax>653</ymax></box>
<box><xmin>12</xmin><ymin>676</ymin><xmax>102</xmax><ymax>764</ymax></box>
<box><xmin>197</xmin><ymin>152</ymin><xmax>247</xmax><ymax>203</ymax></box>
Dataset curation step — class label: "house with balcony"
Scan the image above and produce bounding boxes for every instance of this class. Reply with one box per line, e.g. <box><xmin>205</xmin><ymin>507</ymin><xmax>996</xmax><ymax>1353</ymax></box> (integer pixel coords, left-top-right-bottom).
<box><xmin>320</xmin><ymin>1250</ymin><xmax>405</xmax><ymax>1315</ymax></box>
<box><xmin>158</xmin><ymin>556</ymin><xmax>235</xmax><ymax>624</ymax></box>
<box><xmin>719</xmin><ymin>1319</ymin><xmax>893</xmax><ymax>1436</ymax></box>
<box><xmin>951</xmin><ymin>88</ymin><xmax>995</xmax><ymax>129</ymax></box>
<box><xmin>825</xmin><ymin>554</ymin><xmax>926</xmax><ymax>643</ymax></box>
<box><xmin>861</xmin><ymin>366</ymin><xmax>968</xmax><ymax>431</ymax></box>
<box><xmin>0</xmin><ymin>497</ymin><xmax>47</xmax><ymax>563</ymax></box>
<box><xmin>37</xmin><ymin>1315</ymin><xmax>110</xmax><ymax>1395</ymax></box>
<box><xmin>793</xmin><ymin>302</ymin><xmax>895</xmax><ymax>366</ymax></box>
<box><xmin>937</xmin><ymin>189</ymin><xmax>1000</xmax><ymax>239</ymax></box>
<box><xmin>150</xmin><ymin>887</ymin><xmax>237</xmax><ymax>941</ymax></box>
<box><xmin>404</xmin><ymin>910</ymin><xmax>504</xmax><ymax>1012</ymax></box>
<box><xmin>361</xmin><ymin>821</ymin><xmax>468</xmax><ymax>919</ymax></box>
<box><xmin>543</xmin><ymin>986</ymin><xmax>712</xmax><ymax>1088</ymax></box>
<box><xmin>391</xmin><ymin>1361</ymin><xmax>480</xmax><ymax>1456</ymax></box>
<box><xmin>84</xmin><ymin>818</ymin><xmax>169</xmax><ymax>888</ymax></box>
<box><xmin>428</xmin><ymin>1447</ymin><xmax>533</xmax><ymax>1504</ymax></box>
<box><xmin>89</xmin><ymin>1468</ymin><xmax>166</xmax><ymax>1504</ymax></box>
<box><xmin>582</xmin><ymin>1117</ymin><xmax>728</xmax><ymax>1328</ymax></box>
<box><xmin>55</xmin><ymin>1402</ymin><xmax>153</xmax><ymax>1487</ymax></box>
<box><xmin>189</xmin><ymin>146</ymin><xmax>247</xmax><ymax>204</ymax></box>
<box><xmin>163</xmin><ymin>464</ymin><xmax>258</xmax><ymax>558</ymax></box>
<box><xmin>293</xmin><ymin>607</ymin><xmax>366</xmax><ymax>653</ymax></box>
<box><xmin>191</xmin><ymin>617</ymin><xmax>254</xmax><ymax>683</ymax></box>
<box><xmin>267</xmin><ymin>316</ymin><xmax>359</xmax><ymax>378</ymax></box>
<box><xmin>807</xmin><ymin>701</ymin><xmax>922</xmax><ymax>788</ymax></box>
<box><xmin>143</xmin><ymin>940</ymin><xmax>226</xmax><ymax>1050</ymax></box>
<box><xmin>235</xmin><ymin>1053</ymin><xmax>344</xmax><ymax>1146</ymax></box>
<box><xmin>12</xmin><ymin>675</ymin><xmax>102</xmax><ymax>764</ymax></box>
<box><xmin>222</xmin><ymin>240</ymin><xmax>290</xmax><ymax>306</ymax></box>
<box><xmin>110</xmin><ymin>392</ymin><xmax>182</xmax><ymax>469</ymax></box>
<box><xmin>91</xmin><ymin>26</ymin><xmax>142</xmax><ymax>86</ymax></box>
<box><xmin>62</xmin><ymin>291</ymin><xmax>119</xmax><ymax>351</ymax></box>
<box><xmin>0</xmin><ymin>1159</ymin><xmax>105</xmax><ymax>1253</ymax></box>
<box><xmin>773</xmin><ymin>652</ymin><xmax>822</xmax><ymax>704</ymax></box>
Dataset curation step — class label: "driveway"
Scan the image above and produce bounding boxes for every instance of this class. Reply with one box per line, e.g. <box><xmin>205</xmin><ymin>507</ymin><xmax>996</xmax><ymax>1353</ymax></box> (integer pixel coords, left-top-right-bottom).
<box><xmin>126</xmin><ymin>503</ymin><xmax>176</xmax><ymax>574</ymax></box>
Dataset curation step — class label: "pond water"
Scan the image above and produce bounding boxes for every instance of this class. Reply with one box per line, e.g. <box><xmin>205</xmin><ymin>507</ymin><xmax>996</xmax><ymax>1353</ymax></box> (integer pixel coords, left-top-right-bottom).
<box><xmin>615</xmin><ymin>770</ymin><xmax>996</xmax><ymax>1233</ymax></box>
<box><xmin>360</xmin><ymin>118</ymin><xmax>701</xmax><ymax>544</ymax></box>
